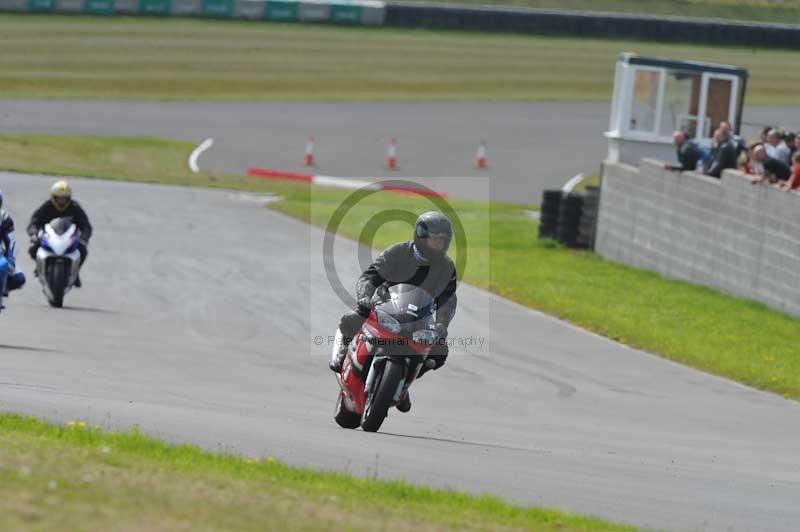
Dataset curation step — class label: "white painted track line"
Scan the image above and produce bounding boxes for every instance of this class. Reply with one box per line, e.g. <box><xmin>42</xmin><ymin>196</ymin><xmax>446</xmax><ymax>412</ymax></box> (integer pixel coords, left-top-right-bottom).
<box><xmin>188</xmin><ymin>138</ymin><xmax>214</xmax><ymax>173</ymax></box>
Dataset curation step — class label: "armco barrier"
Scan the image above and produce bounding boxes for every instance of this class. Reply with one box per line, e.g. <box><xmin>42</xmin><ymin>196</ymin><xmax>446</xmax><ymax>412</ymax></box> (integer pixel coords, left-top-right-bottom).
<box><xmin>28</xmin><ymin>0</ymin><xmax>52</xmax><ymax>9</ymax></box>
<box><xmin>595</xmin><ymin>159</ymin><xmax>800</xmax><ymax>317</ymax></box>
<box><xmin>202</xmin><ymin>0</ymin><xmax>233</xmax><ymax>17</ymax></box>
<box><xmin>0</xmin><ymin>0</ymin><xmax>386</xmax><ymax>24</ymax></box>
<box><xmin>139</xmin><ymin>0</ymin><xmax>170</xmax><ymax>14</ymax></box>
<box><xmin>264</xmin><ymin>0</ymin><xmax>298</xmax><ymax>20</ymax></box>
<box><xmin>384</xmin><ymin>3</ymin><xmax>800</xmax><ymax>48</ymax></box>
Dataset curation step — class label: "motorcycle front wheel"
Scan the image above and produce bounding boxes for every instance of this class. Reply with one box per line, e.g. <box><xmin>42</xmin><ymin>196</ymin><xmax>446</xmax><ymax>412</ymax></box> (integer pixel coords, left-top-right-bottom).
<box><xmin>47</xmin><ymin>260</ymin><xmax>67</xmax><ymax>308</ymax></box>
<box><xmin>361</xmin><ymin>359</ymin><xmax>404</xmax><ymax>433</ymax></box>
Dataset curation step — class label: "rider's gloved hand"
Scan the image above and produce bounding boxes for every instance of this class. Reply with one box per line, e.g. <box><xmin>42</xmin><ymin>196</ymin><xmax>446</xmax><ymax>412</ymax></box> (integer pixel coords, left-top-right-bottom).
<box><xmin>419</xmin><ymin>353</ymin><xmax>446</xmax><ymax>378</ymax></box>
<box><xmin>432</xmin><ymin>322</ymin><xmax>447</xmax><ymax>340</ymax></box>
<box><xmin>357</xmin><ymin>296</ymin><xmax>375</xmax><ymax>315</ymax></box>
<box><xmin>28</xmin><ymin>236</ymin><xmax>39</xmax><ymax>260</ymax></box>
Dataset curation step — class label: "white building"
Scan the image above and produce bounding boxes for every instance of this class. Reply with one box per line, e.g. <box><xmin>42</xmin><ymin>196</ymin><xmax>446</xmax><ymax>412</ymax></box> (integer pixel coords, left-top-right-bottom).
<box><xmin>605</xmin><ymin>53</ymin><xmax>748</xmax><ymax>166</ymax></box>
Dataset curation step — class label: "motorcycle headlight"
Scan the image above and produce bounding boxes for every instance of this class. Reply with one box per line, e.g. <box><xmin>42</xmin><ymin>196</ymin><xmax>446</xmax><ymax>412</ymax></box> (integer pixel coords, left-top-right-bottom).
<box><xmin>412</xmin><ymin>329</ymin><xmax>436</xmax><ymax>345</ymax></box>
<box><xmin>376</xmin><ymin>310</ymin><xmax>401</xmax><ymax>334</ymax></box>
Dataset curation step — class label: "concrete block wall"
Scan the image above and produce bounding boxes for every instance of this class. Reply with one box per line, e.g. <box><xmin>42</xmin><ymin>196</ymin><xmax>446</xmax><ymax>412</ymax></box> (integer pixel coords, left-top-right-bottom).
<box><xmin>596</xmin><ymin>159</ymin><xmax>800</xmax><ymax>317</ymax></box>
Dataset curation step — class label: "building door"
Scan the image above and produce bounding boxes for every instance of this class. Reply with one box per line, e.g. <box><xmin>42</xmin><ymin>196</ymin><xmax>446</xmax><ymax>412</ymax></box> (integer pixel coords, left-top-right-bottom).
<box><xmin>697</xmin><ymin>73</ymin><xmax>739</xmax><ymax>138</ymax></box>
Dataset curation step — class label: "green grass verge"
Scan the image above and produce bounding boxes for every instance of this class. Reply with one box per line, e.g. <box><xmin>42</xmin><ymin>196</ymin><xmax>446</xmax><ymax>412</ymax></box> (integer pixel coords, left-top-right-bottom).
<box><xmin>1</xmin><ymin>14</ymin><xmax>800</xmax><ymax>103</ymax></box>
<box><xmin>0</xmin><ymin>413</ymin><xmax>631</xmax><ymax>531</ymax></box>
<box><xmin>1</xmin><ymin>134</ymin><xmax>798</xmax><ymax>403</ymax></box>
<box><xmin>427</xmin><ymin>0</ymin><xmax>800</xmax><ymax>24</ymax></box>
<box><xmin>0</xmin><ymin>135</ymin><xmax>285</xmax><ymax>193</ymax></box>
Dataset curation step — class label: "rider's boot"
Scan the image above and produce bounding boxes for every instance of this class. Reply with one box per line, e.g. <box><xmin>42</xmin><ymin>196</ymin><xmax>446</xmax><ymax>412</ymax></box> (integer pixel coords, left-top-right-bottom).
<box><xmin>329</xmin><ymin>328</ymin><xmax>347</xmax><ymax>373</ymax></box>
<box><xmin>74</xmin><ymin>274</ymin><xmax>82</xmax><ymax>288</ymax></box>
<box><xmin>396</xmin><ymin>389</ymin><xmax>411</xmax><ymax>413</ymax></box>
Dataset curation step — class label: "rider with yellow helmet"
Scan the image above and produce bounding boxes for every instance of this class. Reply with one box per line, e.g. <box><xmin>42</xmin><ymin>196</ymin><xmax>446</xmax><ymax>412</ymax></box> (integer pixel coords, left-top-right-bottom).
<box><xmin>27</xmin><ymin>180</ymin><xmax>93</xmax><ymax>287</ymax></box>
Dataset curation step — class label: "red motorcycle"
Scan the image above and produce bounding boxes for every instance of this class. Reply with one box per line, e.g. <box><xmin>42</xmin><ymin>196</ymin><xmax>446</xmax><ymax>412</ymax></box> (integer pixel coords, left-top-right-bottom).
<box><xmin>334</xmin><ymin>284</ymin><xmax>438</xmax><ymax>432</ymax></box>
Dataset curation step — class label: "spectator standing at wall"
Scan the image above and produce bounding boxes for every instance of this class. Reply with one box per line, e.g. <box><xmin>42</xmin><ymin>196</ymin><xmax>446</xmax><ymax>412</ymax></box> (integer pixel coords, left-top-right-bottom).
<box><xmin>750</xmin><ymin>145</ymin><xmax>791</xmax><ymax>184</ymax></box>
<box><xmin>664</xmin><ymin>131</ymin><xmax>702</xmax><ymax>171</ymax></box>
<box><xmin>743</xmin><ymin>141</ymin><xmax>764</xmax><ymax>174</ymax></box>
<box><xmin>779</xmin><ymin>152</ymin><xmax>800</xmax><ymax>191</ymax></box>
<box><xmin>766</xmin><ymin>129</ymin><xmax>792</xmax><ymax>166</ymax></box>
<box><xmin>720</xmin><ymin>121</ymin><xmax>747</xmax><ymax>159</ymax></box>
<box><xmin>704</xmin><ymin>128</ymin><xmax>738</xmax><ymax>178</ymax></box>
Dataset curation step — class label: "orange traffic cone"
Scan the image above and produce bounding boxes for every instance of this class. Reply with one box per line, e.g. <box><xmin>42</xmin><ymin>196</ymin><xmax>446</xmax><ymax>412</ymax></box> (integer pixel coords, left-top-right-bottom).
<box><xmin>474</xmin><ymin>139</ymin><xmax>487</xmax><ymax>169</ymax></box>
<box><xmin>304</xmin><ymin>136</ymin><xmax>315</xmax><ymax>167</ymax></box>
<box><xmin>386</xmin><ymin>138</ymin><xmax>397</xmax><ymax>170</ymax></box>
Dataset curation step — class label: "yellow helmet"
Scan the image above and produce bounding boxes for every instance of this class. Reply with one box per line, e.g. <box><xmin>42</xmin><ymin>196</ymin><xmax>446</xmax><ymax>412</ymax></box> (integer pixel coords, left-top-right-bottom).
<box><xmin>51</xmin><ymin>180</ymin><xmax>72</xmax><ymax>212</ymax></box>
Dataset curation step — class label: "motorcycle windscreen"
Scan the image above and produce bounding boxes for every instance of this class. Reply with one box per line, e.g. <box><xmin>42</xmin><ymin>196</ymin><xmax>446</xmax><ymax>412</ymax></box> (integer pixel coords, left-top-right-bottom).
<box><xmin>375</xmin><ymin>283</ymin><xmax>436</xmax><ymax>333</ymax></box>
<box><xmin>48</xmin><ymin>217</ymin><xmax>75</xmax><ymax>236</ymax></box>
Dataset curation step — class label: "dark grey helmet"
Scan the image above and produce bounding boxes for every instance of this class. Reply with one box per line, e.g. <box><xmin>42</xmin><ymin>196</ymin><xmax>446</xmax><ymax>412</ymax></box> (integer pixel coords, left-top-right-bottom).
<box><xmin>414</xmin><ymin>211</ymin><xmax>453</xmax><ymax>260</ymax></box>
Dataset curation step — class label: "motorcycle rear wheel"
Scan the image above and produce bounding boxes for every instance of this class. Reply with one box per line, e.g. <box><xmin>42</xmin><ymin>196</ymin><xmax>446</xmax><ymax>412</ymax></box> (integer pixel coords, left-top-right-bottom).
<box><xmin>334</xmin><ymin>391</ymin><xmax>361</xmax><ymax>429</ymax></box>
<box><xmin>361</xmin><ymin>359</ymin><xmax>404</xmax><ymax>433</ymax></box>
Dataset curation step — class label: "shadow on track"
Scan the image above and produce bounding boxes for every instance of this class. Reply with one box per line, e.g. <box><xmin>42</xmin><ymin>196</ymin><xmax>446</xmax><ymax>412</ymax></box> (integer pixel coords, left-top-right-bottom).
<box><xmin>377</xmin><ymin>431</ymin><xmax>541</xmax><ymax>454</ymax></box>
<box><xmin>63</xmin><ymin>305</ymin><xmax>122</xmax><ymax>315</ymax></box>
<box><xmin>0</xmin><ymin>344</ymin><xmax>59</xmax><ymax>353</ymax></box>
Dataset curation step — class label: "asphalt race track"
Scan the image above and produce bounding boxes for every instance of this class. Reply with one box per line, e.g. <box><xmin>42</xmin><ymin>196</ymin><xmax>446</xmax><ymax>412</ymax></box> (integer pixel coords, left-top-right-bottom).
<box><xmin>0</xmin><ymin>100</ymin><xmax>794</xmax><ymax>203</ymax></box>
<box><xmin>0</xmin><ymin>171</ymin><xmax>798</xmax><ymax>531</ymax></box>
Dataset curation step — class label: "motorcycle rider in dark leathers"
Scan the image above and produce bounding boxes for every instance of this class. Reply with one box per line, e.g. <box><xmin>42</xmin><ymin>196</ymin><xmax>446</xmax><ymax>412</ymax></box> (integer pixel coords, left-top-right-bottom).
<box><xmin>329</xmin><ymin>211</ymin><xmax>458</xmax><ymax>413</ymax></box>
<box><xmin>0</xmin><ymin>190</ymin><xmax>27</xmax><ymax>298</ymax></box>
<box><xmin>27</xmin><ymin>180</ymin><xmax>93</xmax><ymax>288</ymax></box>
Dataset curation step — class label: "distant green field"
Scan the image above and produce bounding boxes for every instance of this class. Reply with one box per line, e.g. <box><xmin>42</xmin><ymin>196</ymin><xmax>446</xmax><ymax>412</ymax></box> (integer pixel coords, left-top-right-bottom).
<box><xmin>1</xmin><ymin>14</ymin><xmax>799</xmax><ymax>103</ymax></box>
<box><xmin>429</xmin><ymin>0</ymin><xmax>800</xmax><ymax>24</ymax></box>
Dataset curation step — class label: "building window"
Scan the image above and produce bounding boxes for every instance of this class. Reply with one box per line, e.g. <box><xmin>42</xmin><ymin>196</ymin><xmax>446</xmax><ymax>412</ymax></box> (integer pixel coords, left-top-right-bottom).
<box><xmin>629</xmin><ymin>69</ymin><xmax>661</xmax><ymax>133</ymax></box>
<box><xmin>659</xmin><ymin>70</ymin><xmax>701</xmax><ymax>138</ymax></box>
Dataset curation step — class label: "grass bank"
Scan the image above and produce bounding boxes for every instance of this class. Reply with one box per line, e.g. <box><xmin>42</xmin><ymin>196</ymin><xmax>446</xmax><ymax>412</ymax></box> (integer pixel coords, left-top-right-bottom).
<box><xmin>0</xmin><ymin>413</ymin><xmax>631</xmax><ymax>531</ymax></box>
<box><xmin>1</xmin><ymin>14</ymin><xmax>799</xmax><ymax>103</ymax></box>
<box><xmin>430</xmin><ymin>0</ymin><xmax>800</xmax><ymax>24</ymax></box>
<box><xmin>1</xmin><ymin>133</ymin><xmax>798</xmax><ymax>402</ymax></box>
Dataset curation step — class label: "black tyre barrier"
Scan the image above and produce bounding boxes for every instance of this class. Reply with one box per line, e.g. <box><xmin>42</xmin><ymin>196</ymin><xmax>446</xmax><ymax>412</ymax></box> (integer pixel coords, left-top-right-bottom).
<box><xmin>538</xmin><ymin>186</ymin><xmax>600</xmax><ymax>249</ymax></box>
<box><xmin>538</xmin><ymin>188</ymin><xmax>562</xmax><ymax>241</ymax></box>
<box><xmin>555</xmin><ymin>192</ymin><xmax>583</xmax><ymax>248</ymax></box>
<box><xmin>384</xmin><ymin>3</ymin><xmax>800</xmax><ymax>49</ymax></box>
<box><xmin>578</xmin><ymin>187</ymin><xmax>601</xmax><ymax>250</ymax></box>
<box><xmin>538</xmin><ymin>223</ymin><xmax>558</xmax><ymax>240</ymax></box>
<box><xmin>557</xmin><ymin>210</ymin><xmax>581</xmax><ymax>223</ymax></box>
<box><xmin>542</xmin><ymin>190</ymin><xmax>563</xmax><ymax>204</ymax></box>
<box><xmin>560</xmin><ymin>205</ymin><xmax>583</xmax><ymax>215</ymax></box>
<box><xmin>541</xmin><ymin>190</ymin><xmax>562</xmax><ymax>209</ymax></box>
<box><xmin>556</xmin><ymin>225</ymin><xmax>579</xmax><ymax>247</ymax></box>
<box><xmin>539</xmin><ymin>214</ymin><xmax>559</xmax><ymax>226</ymax></box>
